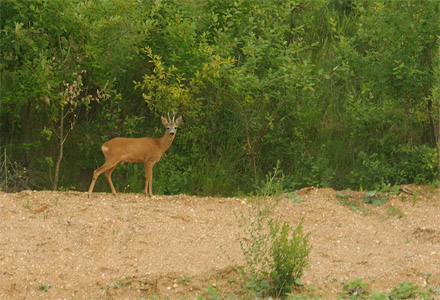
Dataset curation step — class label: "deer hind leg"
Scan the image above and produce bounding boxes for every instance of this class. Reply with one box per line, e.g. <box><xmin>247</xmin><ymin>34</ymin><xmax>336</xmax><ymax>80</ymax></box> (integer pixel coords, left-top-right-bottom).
<box><xmin>88</xmin><ymin>161</ymin><xmax>118</xmax><ymax>198</ymax></box>
<box><xmin>105</xmin><ymin>166</ymin><xmax>117</xmax><ymax>196</ymax></box>
<box><xmin>144</xmin><ymin>161</ymin><xmax>154</xmax><ymax>198</ymax></box>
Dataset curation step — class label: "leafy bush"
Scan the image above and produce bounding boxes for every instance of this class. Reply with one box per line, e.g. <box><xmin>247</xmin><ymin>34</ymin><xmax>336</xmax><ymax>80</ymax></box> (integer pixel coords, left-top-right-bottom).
<box><xmin>0</xmin><ymin>150</ymin><xmax>32</xmax><ymax>192</ymax></box>
<box><xmin>350</xmin><ymin>146</ymin><xmax>438</xmax><ymax>191</ymax></box>
<box><xmin>258</xmin><ymin>161</ymin><xmax>285</xmax><ymax>197</ymax></box>
<box><xmin>388</xmin><ymin>282</ymin><xmax>418</xmax><ymax>299</ymax></box>
<box><xmin>339</xmin><ymin>277</ymin><xmax>440</xmax><ymax>300</ymax></box>
<box><xmin>269</xmin><ymin>219</ymin><xmax>311</xmax><ymax>297</ymax></box>
<box><xmin>239</xmin><ymin>165</ymin><xmax>311</xmax><ymax>298</ymax></box>
<box><xmin>362</xmin><ymin>184</ymin><xmax>399</xmax><ymax>206</ymax></box>
<box><xmin>341</xmin><ymin>279</ymin><xmax>370</xmax><ymax>299</ymax></box>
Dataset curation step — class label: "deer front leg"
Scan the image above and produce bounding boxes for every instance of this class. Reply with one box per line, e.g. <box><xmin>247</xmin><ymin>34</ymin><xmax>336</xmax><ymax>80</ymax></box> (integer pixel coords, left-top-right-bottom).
<box><xmin>144</xmin><ymin>161</ymin><xmax>154</xmax><ymax>198</ymax></box>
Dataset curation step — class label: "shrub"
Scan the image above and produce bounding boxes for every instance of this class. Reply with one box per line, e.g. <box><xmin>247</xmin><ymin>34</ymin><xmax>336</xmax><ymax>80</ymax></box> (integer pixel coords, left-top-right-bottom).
<box><xmin>269</xmin><ymin>218</ymin><xmax>311</xmax><ymax>297</ymax></box>
<box><xmin>238</xmin><ymin>164</ymin><xmax>311</xmax><ymax>298</ymax></box>
<box><xmin>0</xmin><ymin>150</ymin><xmax>32</xmax><ymax>192</ymax></box>
<box><xmin>340</xmin><ymin>279</ymin><xmax>370</xmax><ymax>299</ymax></box>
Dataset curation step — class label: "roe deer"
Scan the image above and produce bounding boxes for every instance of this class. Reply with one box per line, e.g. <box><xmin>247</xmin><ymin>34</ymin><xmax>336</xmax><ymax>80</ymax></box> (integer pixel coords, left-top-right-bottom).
<box><xmin>88</xmin><ymin>113</ymin><xmax>182</xmax><ymax>198</ymax></box>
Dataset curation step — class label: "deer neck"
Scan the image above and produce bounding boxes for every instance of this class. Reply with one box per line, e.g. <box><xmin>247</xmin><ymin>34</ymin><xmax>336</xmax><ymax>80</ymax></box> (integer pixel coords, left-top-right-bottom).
<box><xmin>159</xmin><ymin>131</ymin><xmax>174</xmax><ymax>152</ymax></box>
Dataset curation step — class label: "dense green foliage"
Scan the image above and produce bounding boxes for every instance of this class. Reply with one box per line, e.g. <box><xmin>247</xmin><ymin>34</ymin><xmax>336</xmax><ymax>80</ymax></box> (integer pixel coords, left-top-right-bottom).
<box><xmin>1</xmin><ymin>0</ymin><xmax>440</xmax><ymax>195</ymax></box>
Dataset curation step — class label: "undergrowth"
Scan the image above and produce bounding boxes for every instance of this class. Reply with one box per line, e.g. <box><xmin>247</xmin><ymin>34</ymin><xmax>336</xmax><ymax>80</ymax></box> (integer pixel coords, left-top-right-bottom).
<box><xmin>339</xmin><ymin>276</ymin><xmax>440</xmax><ymax>300</ymax></box>
<box><xmin>192</xmin><ymin>277</ymin><xmax>440</xmax><ymax>300</ymax></box>
<box><xmin>237</xmin><ymin>164</ymin><xmax>312</xmax><ymax>298</ymax></box>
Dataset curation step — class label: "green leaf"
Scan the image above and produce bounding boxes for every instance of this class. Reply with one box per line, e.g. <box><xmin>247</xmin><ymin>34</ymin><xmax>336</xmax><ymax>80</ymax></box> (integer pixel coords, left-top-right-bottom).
<box><xmin>366</xmin><ymin>190</ymin><xmax>377</xmax><ymax>197</ymax></box>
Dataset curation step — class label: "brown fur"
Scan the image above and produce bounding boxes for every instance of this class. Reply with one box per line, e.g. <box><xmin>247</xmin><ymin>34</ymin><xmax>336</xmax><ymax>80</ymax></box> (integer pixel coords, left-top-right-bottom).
<box><xmin>88</xmin><ymin>115</ymin><xmax>182</xmax><ymax>198</ymax></box>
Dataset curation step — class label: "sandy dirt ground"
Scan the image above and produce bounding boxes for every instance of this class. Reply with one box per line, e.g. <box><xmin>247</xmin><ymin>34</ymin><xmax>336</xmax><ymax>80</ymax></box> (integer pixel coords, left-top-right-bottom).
<box><xmin>0</xmin><ymin>186</ymin><xmax>439</xmax><ymax>299</ymax></box>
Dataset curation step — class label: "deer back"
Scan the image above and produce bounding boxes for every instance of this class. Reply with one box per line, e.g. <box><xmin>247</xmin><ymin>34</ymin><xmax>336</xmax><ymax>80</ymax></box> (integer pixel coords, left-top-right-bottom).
<box><xmin>102</xmin><ymin>137</ymin><xmax>171</xmax><ymax>164</ymax></box>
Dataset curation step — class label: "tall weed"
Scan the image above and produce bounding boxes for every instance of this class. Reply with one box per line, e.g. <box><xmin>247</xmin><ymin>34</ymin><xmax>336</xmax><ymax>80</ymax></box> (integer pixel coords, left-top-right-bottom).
<box><xmin>269</xmin><ymin>219</ymin><xmax>311</xmax><ymax>297</ymax></box>
<box><xmin>238</xmin><ymin>165</ymin><xmax>311</xmax><ymax>298</ymax></box>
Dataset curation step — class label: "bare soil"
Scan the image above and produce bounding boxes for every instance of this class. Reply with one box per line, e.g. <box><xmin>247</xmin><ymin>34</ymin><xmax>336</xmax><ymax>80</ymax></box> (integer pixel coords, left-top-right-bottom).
<box><xmin>0</xmin><ymin>186</ymin><xmax>439</xmax><ymax>299</ymax></box>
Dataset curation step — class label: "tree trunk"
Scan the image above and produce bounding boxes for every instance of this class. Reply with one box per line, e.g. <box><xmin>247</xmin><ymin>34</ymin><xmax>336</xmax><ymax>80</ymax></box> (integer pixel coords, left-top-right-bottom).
<box><xmin>243</xmin><ymin>110</ymin><xmax>258</xmax><ymax>186</ymax></box>
<box><xmin>21</xmin><ymin>98</ymin><xmax>33</xmax><ymax>164</ymax></box>
<box><xmin>428</xmin><ymin>100</ymin><xmax>437</xmax><ymax>146</ymax></box>
<box><xmin>52</xmin><ymin>107</ymin><xmax>64</xmax><ymax>191</ymax></box>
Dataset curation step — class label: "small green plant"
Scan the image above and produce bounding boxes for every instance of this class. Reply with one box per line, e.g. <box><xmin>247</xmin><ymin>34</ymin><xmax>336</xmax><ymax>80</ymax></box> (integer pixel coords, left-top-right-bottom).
<box><xmin>369</xmin><ymin>292</ymin><xmax>389</xmax><ymax>300</ymax></box>
<box><xmin>387</xmin><ymin>279</ymin><xmax>440</xmax><ymax>300</ymax></box>
<box><xmin>388</xmin><ymin>282</ymin><xmax>418</xmax><ymax>299</ymax></box>
<box><xmin>23</xmin><ymin>199</ymin><xmax>31</xmax><ymax>210</ymax></box>
<box><xmin>65</xmin><ymin>222</ymin><xmax>70</xmax><ymax>237</ymax></box>
<box><xmin>335</xmin><ymin>192</ymin><xmax>350</xmax><ymax>202</ymax></box>
<box><xmin>178</xmin><ymin>276</ymin><xmax>191</xmax><ymax>286</ymax></box>
<box><xmin>412</xmin><ymin>192</ymin><xmax>419</xmax><ymax>205</ymax></box>
<box><xmin>196</xmin><ymin>285</ymin><xmax>223</xmax><ymax>300</ymax></box>
<box><xmin>287</xmin><ymin>287</ymin><xmax>324</xmax><ymax>300</ymax></box>
<box><xmin>24</xmin><ymin>285</ymin><xmax>29</xmax><ymax>299</ymax></box>
<box><xmin>258</xmin><ymin>161</ymin><xmax>285</xmax><ymax>197</ymax></box>
<box><xmin>238</xmin><ymin>164</ymin><xmax>285</xmax><ymax>296</ymax></box>
<box><xmin>335</xmin><ymin>193</ymin><xmax>369</xmax><ymax>215</ymax></box>
<box><xmin>238</xmin><ymin>197</ymin><xmax>275</xmax><ymax>298</ymax></box>
<box><xmin>286</xmin><ymin>192</ymin><xmax>302</xmax><ymax>203</ymax></box>
<box><xmin>58</xmin><ymin>185</ymin><xmax>76</xmax><ymax>191</ymax></box>
<box><xmin>39</xmin><ymin>283</ymin><xmax>52</xmax><ymax>292</ymax></box>
<box><xmin>99</xmin><ymin>280</ymin><xmax>123</xmax><ymax>290</ymax></box>
<box><xmin>341</xmin><ymin>279</ymin><xmax>370</xmax><ymax>299</ymax></box>
<box><xmin>269</xmin><ymin>218</ymin><xmax>311</xmax><ymax>297</ymax></box>
<box><xmin>43</xmin><ymin>210</ymin><xmax>49</xmax><ymax>220</ymax></box>
<box><xmin>363</xmin><ymin>184</ymin><xmax>399</xmax><ymax>206</ymax></box>
<box><xmin>422</xmin><ymin>284</ymin><xmax>440</xmax><ymax>298</ymax></box>
<box><xmin>238</xmin><ymin>193</ymin><xmax>311</xmax><ymax>298</ymax></box>
<box><xmin>338</xmin><ymin>278</ymin><xmax>440</xmax><ymax>300</ymax></box>
<box><xmin>112</xmin><ymin>226</ymin><xmax>120</xmax><ymax>243</ymax></box>
<box><xmin>386</xmin><ymin>206</ymin><xmax>405</xmax><ymax>218</ymax></box>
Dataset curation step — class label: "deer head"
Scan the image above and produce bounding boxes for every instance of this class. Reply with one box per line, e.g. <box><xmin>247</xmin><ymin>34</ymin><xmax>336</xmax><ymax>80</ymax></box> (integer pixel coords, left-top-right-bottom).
<box><xmin>161</xmin><ymin>112</ymin><xmax>182</xmax><ymax>138</ymax></box>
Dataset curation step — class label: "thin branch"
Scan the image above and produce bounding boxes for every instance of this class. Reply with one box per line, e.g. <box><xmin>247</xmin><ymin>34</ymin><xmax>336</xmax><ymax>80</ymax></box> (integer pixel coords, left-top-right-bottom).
<box><xmin>405</xmin><ymin>0</ymin><xmax>414</xmax><ymax>22</ymax></box>
<box><xmin>244</xmin><ymin>110</ymin><xmax>253</xmax><ymax>154</ymax></box>
<box><xmin>44</xmin><ymin>106</ymin><xmax>60</xmax><ymax>139</ymax></box>
<box><xmin>243</xmin><ymin>109</ymin><xmax>258</xmax><ymax>186</ymax></box>
<box><xmin>58</xmin><ymin>34</ymin><xmax>73</xmax><ymax>66</ymax></box>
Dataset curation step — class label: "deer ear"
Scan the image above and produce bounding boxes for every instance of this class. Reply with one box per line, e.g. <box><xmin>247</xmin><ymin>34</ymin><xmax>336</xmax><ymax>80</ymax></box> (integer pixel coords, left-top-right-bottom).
<box><xmin>175</xmin><ymin>115</ymin><xmax>182</xmax><ymax>126</ymax></box>
<box><xmin>161</xmin><ymin>116</ymin><xmax>168</xmax><ymax>127</ymax></box>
